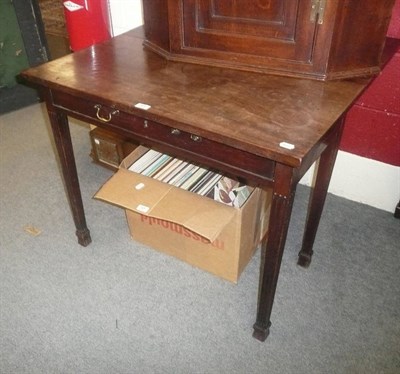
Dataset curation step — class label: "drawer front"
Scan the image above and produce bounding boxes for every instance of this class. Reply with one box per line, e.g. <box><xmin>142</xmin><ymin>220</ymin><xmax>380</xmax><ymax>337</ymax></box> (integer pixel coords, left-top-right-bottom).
<box><xmin>52</xmin><ymin>91</ymin><xmax>275</xmax><ymax>184</ymax></box>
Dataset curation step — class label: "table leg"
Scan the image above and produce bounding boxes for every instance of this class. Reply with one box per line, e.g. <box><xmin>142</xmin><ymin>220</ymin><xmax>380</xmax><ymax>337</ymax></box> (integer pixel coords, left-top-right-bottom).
<box><xmin>253</xmin><ymin>163</ymin><xmax>296</xmax><ymax>341</ymax></box>
<box><xmin>46</xmin><ymin>104</ymin><xmax>92</xmax><ymax>246</ymax></box>
<box><xmin>297</xmin><ymin>118</ymin><xmax>344</xmax><ymax>267</ymax></box>
<box><xmin>394</xmin><ymin>201</ymin><xmax>400</xmax><ymax>219</ymax></box>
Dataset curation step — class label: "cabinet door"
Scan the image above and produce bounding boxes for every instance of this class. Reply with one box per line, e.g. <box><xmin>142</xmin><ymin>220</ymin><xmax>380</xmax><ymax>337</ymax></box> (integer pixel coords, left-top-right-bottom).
<box><xmin>177</xmin><ymin>0</ymin><xmax>317</xmax><ymax>63</ymax></box>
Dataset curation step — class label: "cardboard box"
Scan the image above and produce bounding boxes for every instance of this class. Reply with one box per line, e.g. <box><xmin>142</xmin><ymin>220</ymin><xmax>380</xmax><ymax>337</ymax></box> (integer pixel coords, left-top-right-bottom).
<box><xmin>95</xmin><ymin>147</ymin><xmax>271</xmax><ymax>283</ymax></box>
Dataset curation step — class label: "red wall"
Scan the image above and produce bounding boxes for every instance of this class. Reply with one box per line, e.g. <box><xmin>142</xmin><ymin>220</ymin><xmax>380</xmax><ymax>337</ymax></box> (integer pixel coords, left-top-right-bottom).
<box><xmin>340</xmin><ymin>0</ymin><xmax>400</xmax><ymax>167</ymax></box>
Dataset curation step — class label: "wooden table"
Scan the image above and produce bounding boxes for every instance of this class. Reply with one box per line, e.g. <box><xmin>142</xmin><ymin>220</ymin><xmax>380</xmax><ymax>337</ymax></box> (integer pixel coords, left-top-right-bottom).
<box><xmin>21</xmin><ymin>28</ymin><xmax>371</xmax><ymax>342</ymax></box>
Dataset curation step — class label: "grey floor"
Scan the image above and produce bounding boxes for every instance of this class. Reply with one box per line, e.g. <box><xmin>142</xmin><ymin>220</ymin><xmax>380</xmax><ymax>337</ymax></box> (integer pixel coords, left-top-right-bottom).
<box><xmin>1</xmin><ymin>103</ymin><xmax>399</xmax><ymax>374</ymax></box>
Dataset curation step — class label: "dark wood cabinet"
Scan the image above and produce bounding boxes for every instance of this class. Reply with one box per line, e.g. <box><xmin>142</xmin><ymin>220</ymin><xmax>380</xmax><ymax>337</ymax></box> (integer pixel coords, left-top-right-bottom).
<box><xmin>143</xmin><ymin>0</ymin><xmax>396</xmax><ymax>80</ymax></box>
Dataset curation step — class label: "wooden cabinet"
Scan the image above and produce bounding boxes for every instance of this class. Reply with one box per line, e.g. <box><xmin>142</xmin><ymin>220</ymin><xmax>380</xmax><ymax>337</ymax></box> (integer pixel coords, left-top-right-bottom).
<box><xmin>142</xmin><ymin>0</ymin><xmax>396</xmax><ymax>80</ymax></box>
<box><xmin>89</xmin><ymin>127</ymin><xmax>138</xmax><ymax>171</ymax></box>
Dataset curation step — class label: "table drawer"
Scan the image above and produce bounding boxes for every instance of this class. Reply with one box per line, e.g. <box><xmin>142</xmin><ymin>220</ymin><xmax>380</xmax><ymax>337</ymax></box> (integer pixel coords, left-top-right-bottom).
<box><xmin>52</xmin><ymin>91</ymin><xmax>275</xmax><ymax>184</ymax></box>
<box><xmin>52</xmin><ymin>91</ymin><xmax>122</xmax><ymax>125</ymax></box>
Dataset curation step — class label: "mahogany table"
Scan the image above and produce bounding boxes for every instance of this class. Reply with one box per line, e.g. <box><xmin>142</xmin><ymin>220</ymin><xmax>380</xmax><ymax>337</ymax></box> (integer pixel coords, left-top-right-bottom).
<box><xmin>21</xmin><ymin>28</ymin><xmax>372</xmax><ymax>342</ymax></box>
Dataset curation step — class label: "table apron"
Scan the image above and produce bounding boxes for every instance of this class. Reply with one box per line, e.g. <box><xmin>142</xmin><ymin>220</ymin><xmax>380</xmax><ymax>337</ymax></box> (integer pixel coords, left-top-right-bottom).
<box><xmin>51</xmin><ymin>91</ymin><xmax>277</xmax><ymax>187</ymax></box>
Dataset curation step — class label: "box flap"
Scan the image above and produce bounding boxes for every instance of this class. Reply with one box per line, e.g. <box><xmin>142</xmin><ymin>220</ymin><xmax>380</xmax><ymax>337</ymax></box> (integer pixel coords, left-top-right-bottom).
<box><xmin>94</xmin><ymin>168</ymin><xmax>236</xmax><ymax>242</ymax></box>
<box><xmin>94</xmin><ymin>168</ymin><xmax>172</xmax><ymax>215</ymax></box>
<box><xmin>146</xmin><ymin>187</ymin><xmax>235</xmax><ymax>242</ymax></box>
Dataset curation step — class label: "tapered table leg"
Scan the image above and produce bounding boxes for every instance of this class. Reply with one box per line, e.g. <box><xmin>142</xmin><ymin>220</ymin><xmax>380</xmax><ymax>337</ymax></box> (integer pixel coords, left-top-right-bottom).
<box><xmin>253</xmin><ymin>163</ymin><xmax>297</xmax><ymax>341</ymax></box>
<box><xmin>297</xmin><ymin>118</ymin><xmax>345</xmax><ymax>267</ymax></box>
<box><xmin>46</xmin><ymin>101</ymin><xmax>92</xmax><ymax>246</ymax></box>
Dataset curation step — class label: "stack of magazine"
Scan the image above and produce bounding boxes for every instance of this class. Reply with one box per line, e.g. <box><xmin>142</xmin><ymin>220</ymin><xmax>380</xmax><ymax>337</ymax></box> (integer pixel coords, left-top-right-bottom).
<box><xmin>128</xmin><ymin>149</ymin><xmax>253</xmax><ymax>208</ymax></box>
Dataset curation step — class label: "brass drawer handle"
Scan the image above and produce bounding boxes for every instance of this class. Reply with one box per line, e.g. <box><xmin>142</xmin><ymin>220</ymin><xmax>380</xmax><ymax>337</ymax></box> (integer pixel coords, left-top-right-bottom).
<box><xmin>94</xmin><ymin>104</ymin><xmax>119</xmax><ymax>123</ymax></box>
<box><xmin>171</xmin><ymin>128</ymin><xmax>181</xmax><ymax>136</ymax></box>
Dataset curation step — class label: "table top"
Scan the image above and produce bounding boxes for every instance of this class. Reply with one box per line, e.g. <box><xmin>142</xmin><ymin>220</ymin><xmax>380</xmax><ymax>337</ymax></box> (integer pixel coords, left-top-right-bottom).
<box><xmin>21</xmin><ymin>28</ymin><xmax>370</xmax><ymax>167</ymax></box>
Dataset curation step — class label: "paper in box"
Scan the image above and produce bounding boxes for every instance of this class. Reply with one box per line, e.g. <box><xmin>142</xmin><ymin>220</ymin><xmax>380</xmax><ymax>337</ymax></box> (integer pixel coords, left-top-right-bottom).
<box><xmin>94</xmin><ymin>146</ymin><xmax>271</xmax><ymax>283</ymax></box>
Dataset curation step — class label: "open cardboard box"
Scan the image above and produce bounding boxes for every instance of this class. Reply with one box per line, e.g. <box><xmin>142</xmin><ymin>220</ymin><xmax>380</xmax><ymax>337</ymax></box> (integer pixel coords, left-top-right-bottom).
<box><xmin>95</xmin><ymin>146</ymin><xmax>272</xmax><ymax>283</ymax></box>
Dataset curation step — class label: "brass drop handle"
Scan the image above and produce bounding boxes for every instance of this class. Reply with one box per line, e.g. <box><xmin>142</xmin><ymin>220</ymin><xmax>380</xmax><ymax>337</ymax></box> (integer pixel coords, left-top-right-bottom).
<box><xmin>94</xmin><ymin>104</ymin><xmax>119</xmax><ymax>123</ymax></box>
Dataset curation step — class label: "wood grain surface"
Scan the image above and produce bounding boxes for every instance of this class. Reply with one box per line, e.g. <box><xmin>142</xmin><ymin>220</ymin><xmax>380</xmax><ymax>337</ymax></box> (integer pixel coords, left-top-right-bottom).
<box><xmin>21</xmin><ymin>30</ymin><xmax>369</xmax><ymax>167</ymax></box>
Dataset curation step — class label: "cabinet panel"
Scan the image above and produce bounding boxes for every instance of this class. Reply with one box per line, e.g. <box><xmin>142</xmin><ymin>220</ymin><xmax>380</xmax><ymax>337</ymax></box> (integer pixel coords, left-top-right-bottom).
<box><xmin>180</xmin><ymin>0</ymin><xmax>316</xmax><ymax>62</ymax></box>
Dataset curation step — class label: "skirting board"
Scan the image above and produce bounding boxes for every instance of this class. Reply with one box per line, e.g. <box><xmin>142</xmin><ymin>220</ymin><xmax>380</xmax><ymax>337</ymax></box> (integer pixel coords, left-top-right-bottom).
<box><xmin>300</xmin><ymin>150</ymin><xmax>400</xmax><ymax>213</ymax></box>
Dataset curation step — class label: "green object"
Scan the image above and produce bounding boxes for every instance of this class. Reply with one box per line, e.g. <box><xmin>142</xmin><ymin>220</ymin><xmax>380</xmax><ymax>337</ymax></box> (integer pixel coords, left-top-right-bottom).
<box><xmin>0</xmin><ymin>0</ymin><xmax>30</xmax><ymax>88</ymax></box>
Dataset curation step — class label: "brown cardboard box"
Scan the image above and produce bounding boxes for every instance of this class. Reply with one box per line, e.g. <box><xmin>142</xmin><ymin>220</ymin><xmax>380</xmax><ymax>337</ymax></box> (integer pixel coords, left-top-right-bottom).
<box><xmin>95</xmin><ymin>146</ymin><xmax>271</xmax><ymax>283</ymax></box>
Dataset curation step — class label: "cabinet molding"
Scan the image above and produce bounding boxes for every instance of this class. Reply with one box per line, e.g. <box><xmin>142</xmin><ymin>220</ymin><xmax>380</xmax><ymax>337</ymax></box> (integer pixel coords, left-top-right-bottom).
<box><xmin>143</xmin><ymin>0</ymin><xmax>396</xmax><ymax>80</ymax></box>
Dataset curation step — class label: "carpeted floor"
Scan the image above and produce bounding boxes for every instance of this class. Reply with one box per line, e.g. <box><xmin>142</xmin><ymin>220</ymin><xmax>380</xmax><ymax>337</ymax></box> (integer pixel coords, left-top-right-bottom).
<box><xmin>0</xmin><ymin>103</ymin><xmax>399</xmax><ymax>373</ymax></box>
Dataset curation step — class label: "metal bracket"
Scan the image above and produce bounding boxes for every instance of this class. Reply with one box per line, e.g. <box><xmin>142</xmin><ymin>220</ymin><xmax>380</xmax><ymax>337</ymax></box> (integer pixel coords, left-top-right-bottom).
<box><xmin>310</xmin><ymin>0</ymin><xmax>326</xmax><ymax>25</ymax></box>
